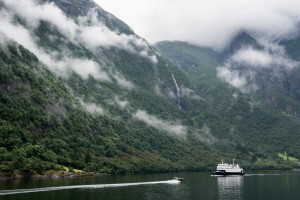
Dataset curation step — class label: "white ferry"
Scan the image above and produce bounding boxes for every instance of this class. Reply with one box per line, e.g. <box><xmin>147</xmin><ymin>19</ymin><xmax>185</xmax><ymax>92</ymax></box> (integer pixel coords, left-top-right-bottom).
<box><xmin>211</xmin><ymin>159</ymin><xmax>245</xmax><ymax>176</ymax></box>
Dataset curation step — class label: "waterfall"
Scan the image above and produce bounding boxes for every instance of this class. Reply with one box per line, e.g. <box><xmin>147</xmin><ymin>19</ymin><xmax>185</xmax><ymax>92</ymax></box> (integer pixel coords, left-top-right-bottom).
<box><xmin>171</xmin><ymin>73</ymin><xmax>181</xmax><ymax>109</ymax></box>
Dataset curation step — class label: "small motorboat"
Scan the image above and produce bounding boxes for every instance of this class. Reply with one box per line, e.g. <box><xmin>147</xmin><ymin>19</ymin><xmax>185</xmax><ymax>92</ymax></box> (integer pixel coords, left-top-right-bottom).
<box><xmin>173</xmin><ymin>177</ymin><xmax>184</xmax><ymax>182</ymax></box>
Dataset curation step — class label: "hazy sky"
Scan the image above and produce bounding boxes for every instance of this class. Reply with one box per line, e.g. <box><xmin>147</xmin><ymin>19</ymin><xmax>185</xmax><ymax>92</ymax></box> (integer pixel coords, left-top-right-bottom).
<box><xmin>95</xmin><ymin>0</ymin><xmax>300</xmax><ymax>49</ymax></box>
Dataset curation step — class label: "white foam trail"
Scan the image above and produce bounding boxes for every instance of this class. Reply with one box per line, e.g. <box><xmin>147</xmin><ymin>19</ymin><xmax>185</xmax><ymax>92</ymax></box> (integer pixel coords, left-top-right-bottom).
<box><xmin>0</xmin><ymin>180</ymin><xmax>180</xmax><ymax>196</ymax></box>
<box><xmin>245</xmin><ymin>174</ymin><xmax>280</xmax><ymax>176</ymax></box>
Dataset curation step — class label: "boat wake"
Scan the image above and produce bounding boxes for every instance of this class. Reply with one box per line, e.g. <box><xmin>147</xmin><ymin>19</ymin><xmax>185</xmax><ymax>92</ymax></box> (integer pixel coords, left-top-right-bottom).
<box><xmin>245</xmin><ymin>174</ymin><xmax>280</xmax><ymax>176</ymax></box>
<box><xmin>0</xmin><ymin>180</ymin><xmax>180</xmax><ymax>196</ymax></box>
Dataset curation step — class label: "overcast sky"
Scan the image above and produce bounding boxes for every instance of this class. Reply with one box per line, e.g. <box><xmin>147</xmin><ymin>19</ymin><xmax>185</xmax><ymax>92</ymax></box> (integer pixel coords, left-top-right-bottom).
<box><xmin>95</xmin><ymin>0</ymin><xmax>300</xmax><ymax>49</ymax></box>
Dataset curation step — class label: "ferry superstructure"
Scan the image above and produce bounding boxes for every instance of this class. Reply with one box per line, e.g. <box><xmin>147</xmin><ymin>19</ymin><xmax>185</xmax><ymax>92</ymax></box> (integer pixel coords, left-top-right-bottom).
<box><xmin>211</xmin><ymin>160</ymin><xmax>245</xmax><ymax>176</ymax></box>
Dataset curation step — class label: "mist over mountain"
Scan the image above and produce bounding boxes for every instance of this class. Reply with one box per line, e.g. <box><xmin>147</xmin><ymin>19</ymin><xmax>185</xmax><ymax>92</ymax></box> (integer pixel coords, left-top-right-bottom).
<box><xmin>0</xmin><ymin>0</ymin><xmax>299</xmax><ymax>177</ymax></box>
<box><xmin>155</xmin><ymin>32</ymin><xmax>300</xmax><ymax>164</ymax></box>
<box><xmin>156</xmin><ymin>31</ymin><xmax>300</xmax><ymax>115</ymax></box>
<box><xmin>96</xmin><ymin>0</ymin><xmax>300</xmax><ymax>50</ymax></box>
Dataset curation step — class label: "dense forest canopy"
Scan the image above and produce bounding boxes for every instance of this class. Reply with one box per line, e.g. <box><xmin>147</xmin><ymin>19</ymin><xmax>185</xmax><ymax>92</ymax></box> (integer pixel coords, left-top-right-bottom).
<box><xmin>0</xmin><ymin>0</ymin><xmax>300</xmax><ymax>177</ymax></box>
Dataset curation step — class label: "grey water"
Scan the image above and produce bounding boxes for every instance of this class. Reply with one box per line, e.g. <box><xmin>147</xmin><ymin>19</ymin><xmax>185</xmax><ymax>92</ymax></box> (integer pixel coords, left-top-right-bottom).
<box><xmin>1</xmin><ymin>171</ymin><xmax>300</xmax><ymax>200</ymax></box>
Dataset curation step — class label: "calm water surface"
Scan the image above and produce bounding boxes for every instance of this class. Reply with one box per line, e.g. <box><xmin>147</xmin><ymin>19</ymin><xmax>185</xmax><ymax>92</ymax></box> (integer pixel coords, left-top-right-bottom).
<box><xmin>1</xmin><ymin>171</ymin><xmax>300</xmax><ymax>200</ymax></box>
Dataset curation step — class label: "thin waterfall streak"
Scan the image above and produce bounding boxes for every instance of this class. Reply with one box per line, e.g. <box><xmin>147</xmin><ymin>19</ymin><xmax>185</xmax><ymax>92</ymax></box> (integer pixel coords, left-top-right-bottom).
<box><xmin>171</xmin><ymin>73</ymin><xmax>181</xmax><ymax>109</ymax></box>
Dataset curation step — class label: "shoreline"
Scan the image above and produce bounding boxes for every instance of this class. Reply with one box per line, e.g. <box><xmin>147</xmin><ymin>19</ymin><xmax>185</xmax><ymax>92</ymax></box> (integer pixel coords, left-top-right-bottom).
<box><xmin>0</xmin><ymin>171</ymin><xmax>108</xmax><ymax>181</ymax></box>
<box><xmin>0</xmin><ymin>168</ymin><xmax>295</xmax><ymax>181</ymax></box>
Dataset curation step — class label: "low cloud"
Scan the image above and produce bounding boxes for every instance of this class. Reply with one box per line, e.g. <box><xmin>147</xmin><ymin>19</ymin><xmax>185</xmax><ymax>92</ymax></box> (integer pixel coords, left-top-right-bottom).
<box><xmin>78</xmin><ymin>9</ymin><xmax>139</xmax><ymax>50</ymax></box>
<box><xmin>232</xmin><ymin>92</ymin><xmax>239</xmax><ymax>100</ymax></box>
<box><xmin>79</xmin><ymin>25</ymin><xmax>129</xmax><ymax>48</ymax></box>
<box><xmin>114</xmin><ymin>96</ymin><xmax>129</xmax><ymax>109</ymax></box>
<box><xmin>2</xmin><ymin>0</ymin><xmax>77</xmax><ymax>38</ymax></box>
<box><xmin>0</xmin><ymin>33</ymin><xmax>8</xmax><ymax>45</ymax></box>
<box><xmin>78</xmin><ymin>98</ymin><xmax>104</xmax><ymax>115</ymax></box>
<box><xmin>0</xmin><ymin>0</ymin><xmax>141</xmax><ymax>88</ymax></box>
<box><xmin>231</xmin><ymin>43</ymin><xmax>297</xmax><ymax>69</ymax></box>
<box><xmin>217</xmin><ymin>66</ymin><xmax>247</xmax><ymax>91</ymax></box>
<box><xmin>180</xmin><ymin>86</ymin><xmax>204</xmax><ymax>101</ymax></box>
<box><xmin>68</xmin><ymin>59</ymin><xmax>111</xmax><ymax>81</ymax></box>
<box><xmin>78</xmin><ymin>10</ymin><xmax>158</xmax><ymax>64</ymax></box>
<box><xmin>139</xmin><ymin>50</ymin><xmax>158</xmax><ymax>64</ymax></box>
<box><xmin>217</xmin><ymin>39</ymin><xmax>298</xmax><ymax>92</ymax></box>
<box><xmin>110</xmin><ymin>70</ymin><xmax>135</xmax><ymax>90</ymax></box>
<box><xmin>193</xmin><ymin>124</ymin><xmax>217</xmax><ymax>145</ymax></box>
<box><xmin>1</xmin><ymin>1</ymin><xmax>159</xmax><ymax>92</ymax></box>
<box><xmin>41</xmin><ymin>52</ymin><xmax>112</xmax><ymax>82</ymax></box>
<box><xmin>132</xmin><ymin>110</ymin><xmax>187</xmax><ymax>138</ymax></box>
<box><xmin>2</xmin><ymin>0</ymin><xmax>155</xmax><ymax>55</ymax></box>
<box><xmin>107</xmin><ymin>96</ymin><xmax>129</xmax><ymax>110</ymax></box>
<box><xmin>0</xmin><ymin>12</ymin><xmax>111</xmax><ymax>82</ymax></box>
<box><xmin>232</xmin><ymin>48</ymin><xmax>273</xmax><ymax>67</ymax></box>
<box><xmin>96</xmin><ymin>0</ymin><xmax>300</xmax><ymax>50</ymax></box>
<box><xmin>0</xmin><ymin>9</ymin><xmax>38</xmax><ymax>52</ymax></box>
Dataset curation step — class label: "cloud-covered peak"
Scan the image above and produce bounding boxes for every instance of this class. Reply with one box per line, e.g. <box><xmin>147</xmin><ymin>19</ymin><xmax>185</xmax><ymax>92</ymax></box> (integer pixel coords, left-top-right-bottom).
<box><xmin>96</xmin><ymin>0</ymin><xmax>300</xmax><ymax>50</ymax></box>
<box><xmin>217</xmin><ymin>37</ymin><xmax>298</xmax><ymax>92</ymax></box>
<box><xmin>0</xmin><ymin>0</ymin><xmax>160</xmax><ymax>89</ymax></box>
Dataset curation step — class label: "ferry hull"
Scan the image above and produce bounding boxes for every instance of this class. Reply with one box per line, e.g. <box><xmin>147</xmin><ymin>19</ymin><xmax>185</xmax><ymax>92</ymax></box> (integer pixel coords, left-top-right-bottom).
<box><xmin>211</xmin><ymin>171</ymin><xmax>245</xmax><ymax>176</ymax></box>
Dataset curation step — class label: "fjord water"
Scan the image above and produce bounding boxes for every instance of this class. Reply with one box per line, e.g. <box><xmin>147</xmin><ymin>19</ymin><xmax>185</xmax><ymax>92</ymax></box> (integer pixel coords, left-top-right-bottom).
<box><xmin>1</xmin><ymin>172</ymin><xmax>300</xmax><ymax>200</ymax></box>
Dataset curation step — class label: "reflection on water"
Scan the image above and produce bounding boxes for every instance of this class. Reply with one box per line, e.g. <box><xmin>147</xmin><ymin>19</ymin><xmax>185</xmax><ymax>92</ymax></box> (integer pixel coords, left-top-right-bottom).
<box><xmin>2</xmin><ymin>172</ymin><xmax>300</xmax><ymax>200</ymax></box>
<box><xmin>217</xmin><ymin>176</ymin><xmax>244</xmax><ymax>200</ymax></box>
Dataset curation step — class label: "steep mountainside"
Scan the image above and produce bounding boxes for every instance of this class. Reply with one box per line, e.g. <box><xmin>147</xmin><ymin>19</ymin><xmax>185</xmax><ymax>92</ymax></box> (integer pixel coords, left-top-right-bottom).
<box><xmin>0</xmin><ymin>0</ymin><xmax>299</xmax><ymax>177</ymax></box>
<box><xmin>155</xmin><ymin>36</ymin><xmax>300</xmax><ymax>164</ymax></box>
<box><xmin>156</xmin><ymin>35</ymin><xmax>300</xmax><ymax>117</ymax></box>
<box><xmin>0</xmin><ymin>0</ymin><xmax>223</xmax><ymax>176</ymax></box>
<box><xmin>47</xmin><ymin>0</ymin><xmax>134</xmax><ymax>34</ymax></box>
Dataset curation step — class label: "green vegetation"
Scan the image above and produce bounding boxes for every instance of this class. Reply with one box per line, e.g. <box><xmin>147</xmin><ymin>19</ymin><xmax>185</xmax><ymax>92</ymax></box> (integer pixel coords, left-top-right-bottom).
<box><xmin>278</xmin><ymin>152</ymin><xmax>299</xmax><ymax>163</ymax></box>
<box><xmin>155</xmin><ymin>40</ymin><xmax>300</xmax><ymax>170</ymax></box>
<box><xmin>0</xmin><ymin>42</ymin><xmax>224</xmax><ymax>177</ymax></box>
<box><xmin>1</xmin><ymin>1</ymin><xmax>300</xmax><ymax>178</ymax></box>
